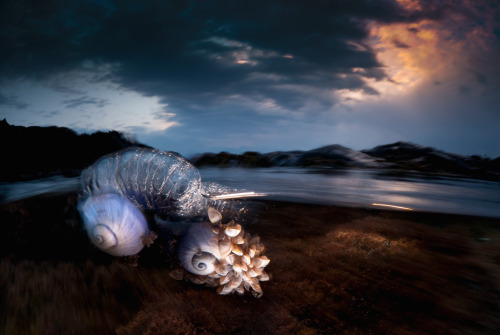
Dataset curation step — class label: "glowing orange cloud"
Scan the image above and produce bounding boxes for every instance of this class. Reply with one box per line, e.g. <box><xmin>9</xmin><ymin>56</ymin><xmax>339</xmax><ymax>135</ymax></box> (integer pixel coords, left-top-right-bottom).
<box><xmin>395</xmin><ymin>0</ymin><xmax>422</xmax><ymax>11</ymax></box>
<box><xmin>367</xmin><ymin>18</ymin><xmax>449</xmax><ymax>93</ymax></box>
<box><xmin>361</xmin><ymin>0</ymin><xmax>496</xmax><ymax>98</ymax></box>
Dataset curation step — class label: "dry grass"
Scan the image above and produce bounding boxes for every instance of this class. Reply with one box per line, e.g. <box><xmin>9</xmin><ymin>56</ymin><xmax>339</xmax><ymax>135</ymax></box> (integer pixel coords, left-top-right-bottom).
<box><xmin>1</xmin><ymin>195</ymin><xmax>500</xmax><ymax>334</ymax></box>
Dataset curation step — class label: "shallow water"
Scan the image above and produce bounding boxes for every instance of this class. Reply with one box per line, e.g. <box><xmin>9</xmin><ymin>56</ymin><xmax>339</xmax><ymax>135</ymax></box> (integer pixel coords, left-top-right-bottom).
<box><xmin>199</xmin><ymin>167</ymin><xmax>500</xmax><ymax>218</ymax></box>
<box><xmin>1</xmin><ymin>167</ymin><xmax>499</xmax><ymax>218</ymax></box>
<box><xmin>0</xmin><ymin>175</ymin><xmax>81</xmax><ymax>203</ymax></box>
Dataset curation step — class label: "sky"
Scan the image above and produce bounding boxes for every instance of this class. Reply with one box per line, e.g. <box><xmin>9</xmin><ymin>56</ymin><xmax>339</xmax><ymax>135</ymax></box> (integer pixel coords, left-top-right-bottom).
<box><xmin>1</xmin><ymin>0</ymin><xmax>499</xmax><ymax>158</ymax></box>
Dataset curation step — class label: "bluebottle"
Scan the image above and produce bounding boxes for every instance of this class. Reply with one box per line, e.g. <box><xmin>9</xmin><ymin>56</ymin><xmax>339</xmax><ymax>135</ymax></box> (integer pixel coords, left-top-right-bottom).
<box><xmin>81</xmin><ymin>147</ymin><xmax>208</xmax><ymax>218</ymax></box>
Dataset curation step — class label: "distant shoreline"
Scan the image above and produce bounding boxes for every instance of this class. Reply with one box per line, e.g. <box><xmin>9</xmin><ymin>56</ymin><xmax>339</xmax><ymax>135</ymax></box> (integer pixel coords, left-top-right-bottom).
<box><xmin>2</xmin><ymin>120</ymin><xmax>499</xmax><ymax>183</ymax></box>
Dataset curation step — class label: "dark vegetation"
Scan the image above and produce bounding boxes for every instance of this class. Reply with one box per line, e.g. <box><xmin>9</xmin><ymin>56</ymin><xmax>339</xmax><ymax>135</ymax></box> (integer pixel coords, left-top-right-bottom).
<box><xmin>192</xmin><ymin>142</ymin><xmax>500</xmax><ymax>181</ymax></box>
<box><xmin>192</xmin><ymin>151</ymin><xmax>273</xmax><ymax>168</ymax></box>
<box><xmin>0</xmin><ymin>119</ymin><xmax>148</xmax><ymax>181</ymax></box>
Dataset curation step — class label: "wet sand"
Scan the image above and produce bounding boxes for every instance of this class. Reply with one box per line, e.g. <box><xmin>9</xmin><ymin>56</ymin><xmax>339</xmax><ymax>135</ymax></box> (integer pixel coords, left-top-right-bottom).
<box><xmin>1</xmin><ymin>193</ymin><xmax>500</xmax><ymax>334</ymax></box>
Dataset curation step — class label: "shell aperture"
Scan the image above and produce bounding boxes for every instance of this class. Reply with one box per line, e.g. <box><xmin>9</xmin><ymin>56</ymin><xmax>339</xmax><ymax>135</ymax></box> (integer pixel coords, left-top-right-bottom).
<box><xmin>78</xmin><ymin>193</ymin><xmax>149</xmax><ymax>256</ymax></box>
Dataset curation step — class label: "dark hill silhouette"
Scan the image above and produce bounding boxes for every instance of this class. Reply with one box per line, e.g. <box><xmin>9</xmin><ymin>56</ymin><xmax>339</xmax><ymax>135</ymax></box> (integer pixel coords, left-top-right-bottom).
<box><xmin>0</xmin><ymin>119</ymin><xmax>149</xmax><ymax>181</ymax></box>
<box><xmin>2</xmin><ymin>120</ymin><xmax>498</xmax><ymax>182</ymax></box>
<box><xmin>361</xmin><ymin>141</ymin><xmax>498</xmax><ymax>179</ymax></box>
<box><xmin>191</xmin><ymin>141</ymin><xmax>500</xmax><ymax>181</ymax></box>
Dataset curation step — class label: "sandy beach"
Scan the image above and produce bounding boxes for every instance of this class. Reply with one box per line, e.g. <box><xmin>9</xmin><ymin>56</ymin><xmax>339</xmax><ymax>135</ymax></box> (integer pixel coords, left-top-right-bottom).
<box><xmin>1</xmin><ymin>192</ymin><xmax>500</xmax><ymax>334</ymax></box>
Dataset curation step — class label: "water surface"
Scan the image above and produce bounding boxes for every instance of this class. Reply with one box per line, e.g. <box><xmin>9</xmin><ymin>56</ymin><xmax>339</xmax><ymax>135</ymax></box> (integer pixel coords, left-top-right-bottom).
<box><xmin>200</xmin><ymin>167</ymin><xmax>500</xmax><ymax>218</ymax></box>
<box><xmin>1</xmin><ymin>167</ymin><xmax>499</xmax><ymax>218</ymax></box>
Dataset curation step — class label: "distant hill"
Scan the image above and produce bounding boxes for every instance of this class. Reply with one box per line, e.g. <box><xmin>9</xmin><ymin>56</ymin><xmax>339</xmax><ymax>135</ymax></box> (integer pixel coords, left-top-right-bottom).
<box><xmin>2</xmin><ymin>120</ymin><xmax>498</xmax><ymax>182</ymax></box>
<box><xmin>362</xmin><ymin>142</ymin><xmax>500</xmax><ymax>180</ymax></box>
<box><xmin>0</xmin><ymin>119</ymin><xmax>149</xmax><ymax>181</ymax></box>
<box><xmin>193</xmin><ymin>144</ymin><xmax>384</xmax><ymax>168</ymax></box>
<box><xmin>191</xmin><ymin>141</ymin><xmax>500</xmax><ymax>181</ymax></box>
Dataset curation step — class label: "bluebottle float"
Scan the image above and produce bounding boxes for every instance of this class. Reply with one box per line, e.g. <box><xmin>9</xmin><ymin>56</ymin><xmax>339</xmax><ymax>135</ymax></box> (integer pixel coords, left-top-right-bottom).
<box><xmin>81</xmin><ymin>147</ymin><xmax>208</xmax><ymax>218</ymax></box>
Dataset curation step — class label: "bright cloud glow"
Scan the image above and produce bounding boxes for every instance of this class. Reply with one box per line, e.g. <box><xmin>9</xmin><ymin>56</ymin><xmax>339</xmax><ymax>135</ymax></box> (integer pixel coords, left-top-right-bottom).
<box><xmin>336</xmin><ymin>0</ymin><xmax>498</xmax><ymax>108</ymax></box>
<box><xmin>369</xmin><ymin>20</ymin><xmax>444</xmax><ymax>90</ymax></box>
<box><xmin>0</xmin><ymin>68</ymin><xmax>178</xmax><ymax>134</ymax></box>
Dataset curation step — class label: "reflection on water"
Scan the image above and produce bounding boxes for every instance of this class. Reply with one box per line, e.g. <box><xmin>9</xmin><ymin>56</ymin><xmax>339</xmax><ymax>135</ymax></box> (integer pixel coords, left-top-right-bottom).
<box><xmin>0</xmin><ymin>176</ymin><xmax>80</xmax><ymax>203</ymax></box>
<box><xmin>1</xmin><ymin>168</ymin><xmax>499</xmax><ymax>218</ymax></box>
<box><xmin>199</xmin><ymin>167</ymin><xmax>500</xmax><ymax>218</ymax></box>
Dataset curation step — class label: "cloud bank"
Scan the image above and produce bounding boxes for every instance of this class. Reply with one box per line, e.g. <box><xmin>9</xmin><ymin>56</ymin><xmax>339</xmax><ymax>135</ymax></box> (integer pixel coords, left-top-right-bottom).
<box><xmin>1</xmin><ymin>0</ymin><xmax>499</xmax><ymax>156</ymax></box>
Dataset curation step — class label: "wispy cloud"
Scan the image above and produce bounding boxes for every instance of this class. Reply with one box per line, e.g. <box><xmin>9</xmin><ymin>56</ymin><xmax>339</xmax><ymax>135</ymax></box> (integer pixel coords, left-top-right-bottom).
<box><xmin>0</xmin><ymin>92</ymin><xmax>29</xmax><ymax>109</ymax></box>
<box><xmin>63</xmin><ymin>96</ymin><xmax>109</xmax><ymax>109</ymax></box>
<box><xmin>42</xmin><ymin>110</ymin><xmax>62</xmax><ymax>118</ymax></box>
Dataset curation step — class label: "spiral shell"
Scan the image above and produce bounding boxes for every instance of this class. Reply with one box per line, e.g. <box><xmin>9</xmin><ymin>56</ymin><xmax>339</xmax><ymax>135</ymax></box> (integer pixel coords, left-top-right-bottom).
<box><xmin>174</xmin><ymin>209</ymin><xmax>270</xmax><ymax>297</ymax></box>
<box><xmin>78</xmin><ymin>193</ymin><xmax>150</xmax><ymax>256</ymax></box>
<box><xmin>178</xmin><ymin>222</ymin><xmax>220</xmax><ymax>275</ymax></box>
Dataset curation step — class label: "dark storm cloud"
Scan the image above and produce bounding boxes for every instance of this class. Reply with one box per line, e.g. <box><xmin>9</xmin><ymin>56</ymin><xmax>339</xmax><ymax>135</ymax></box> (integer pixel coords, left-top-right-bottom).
<box><xmin>458</xmin><ymin>84</ymin><xmax>471</xmax><ymax>95</ymax></box>
<box><xmin>0</xmin><ymin>92</ymin><xmax>29</xmax><ymax>109</ymax></box>
<box><xmin>63</xmin><ymin>96</ymin><xmax>109</xmax><ymax>109</ymax></box>
<box><xmin>393</xmin><ymin>39</ymin><xmax>411</xmax><ymax>48</ymax></box>
<box><xmin>473</xmin><ymin>71</ymin><xmax>489</xmax><ymax>86</ymax></box>
<box><xmin>0</xmin><ymin>0</ymin><xmax>446</xmax><ymax>112</ymax></box>
<box><xmin>42</xmin><ymin>110</ymin><xmax>61</xmax><ymax>118</ymax></box>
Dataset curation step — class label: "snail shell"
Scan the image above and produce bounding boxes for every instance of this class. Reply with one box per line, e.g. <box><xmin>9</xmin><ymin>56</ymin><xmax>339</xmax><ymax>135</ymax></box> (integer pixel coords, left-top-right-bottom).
<box><xmin>175</xmin><ymin>212</ymin><xmax>270</xmax><ymax>297</ymax></box>
<box><xmin>178</xmin><ymin>222</ymin><xmax>220</xmax><ymax>275</ymax></box>
<box><xmin>78</xmin><ymin>193</ymin><xmax>150</xmax><ymax>256</ymax></box>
